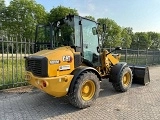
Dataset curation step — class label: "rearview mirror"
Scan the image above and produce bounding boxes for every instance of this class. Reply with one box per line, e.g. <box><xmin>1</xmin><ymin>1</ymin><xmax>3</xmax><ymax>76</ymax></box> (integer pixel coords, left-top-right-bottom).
<box><xmin>92</xmin><ymin>27</ymin><xmax>97</xmax><ymax>35</ymax></box>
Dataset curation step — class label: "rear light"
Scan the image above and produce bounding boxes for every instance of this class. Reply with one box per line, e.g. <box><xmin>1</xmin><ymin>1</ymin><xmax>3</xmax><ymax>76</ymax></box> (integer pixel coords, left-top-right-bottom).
<box><xmin>42</xmin><ymin>81</ymin><xmax>47</xmax><ymax>87</ymax></box>
<box><xmin>68</xmin><ymin>56</ymin><xmax>72</xmax><ymax>63</ymax></box>
<box><xmin>40</xmin><ymin>80</ymin><xmax>48</xmax><ymax>88</ymax></box>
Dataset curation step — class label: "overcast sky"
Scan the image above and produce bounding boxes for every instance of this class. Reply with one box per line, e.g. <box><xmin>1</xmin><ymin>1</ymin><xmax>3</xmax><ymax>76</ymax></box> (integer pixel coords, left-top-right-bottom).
<box><xmin>5</xmin><ymin>0</ymin><xmax>160</xmax><ymax>32</ymax></box>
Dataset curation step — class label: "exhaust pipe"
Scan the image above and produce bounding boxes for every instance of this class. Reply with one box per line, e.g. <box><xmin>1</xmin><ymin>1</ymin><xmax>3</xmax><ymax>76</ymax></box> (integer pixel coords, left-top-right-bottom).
<box><xmin>129</xmin><ymin>66</ymin><xmax>150</xmax><ymax>85</ymax></box>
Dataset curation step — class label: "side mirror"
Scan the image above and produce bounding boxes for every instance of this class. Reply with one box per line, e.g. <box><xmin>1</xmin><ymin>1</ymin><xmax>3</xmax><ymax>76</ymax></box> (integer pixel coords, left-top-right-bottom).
<box><xmin>92</xmin><ymin>27</ymin><xmax>97</xmax><ymax>35</ymax></box>
<box><xmin>115</xmin><ymin>46</ymin><xmax>122</xmax><ymax>50</ymax></box>
<box><xmin>106</xmin><ymin>46</ymin><xmax>122</xmax><ymax>56</ymax></box>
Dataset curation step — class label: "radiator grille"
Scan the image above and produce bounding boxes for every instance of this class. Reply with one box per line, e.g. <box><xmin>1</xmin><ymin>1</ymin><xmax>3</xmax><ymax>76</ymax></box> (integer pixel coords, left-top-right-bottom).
<box><xmin>25</xmin><ymin>56</ymin><xmax>48</xmax><ymax>77</ymax></box>
<box><xmin>27</xmin><ymin>60</ymin><xmax>42</xmax><ymax>76</ymax></box>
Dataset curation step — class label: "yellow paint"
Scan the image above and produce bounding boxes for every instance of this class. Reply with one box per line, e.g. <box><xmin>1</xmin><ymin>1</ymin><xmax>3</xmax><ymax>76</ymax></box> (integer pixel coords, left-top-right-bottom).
<box><xmin>80</xmin><ymin>80</ymin><xmax>96</xmax><ymax>101</ymax></box>
<box><xmin>107</xmin><ymin>54</ymin><xmax>119</xmax><ymax>65</ymax></box>
<box><xmin>25</xmin><ymin>46</ymin><xmax>121</xmax><ymax>98</ymax></box>
<box><xmin>48</xmin><ymin>47</ymin><xmax>75</xmax><ymax>77</ymax></box>
<box><xmin>98</xmin><ymin>49</ymin><xmax>121</xmax><ymax>76</ymax></box>
<box><xmin>31</xmin><ymin>46</ymin><xmax>75</xmax><ymax>77</ymax></box>
<box><xmin>122</xmin><ymin>72</ymin><xmax>131</xmax><ymax>87</ymax></box>
<box><xmin>25</xmin><ymin>71</ymin><xmax>74</xmax><ymax>97</ymax></box>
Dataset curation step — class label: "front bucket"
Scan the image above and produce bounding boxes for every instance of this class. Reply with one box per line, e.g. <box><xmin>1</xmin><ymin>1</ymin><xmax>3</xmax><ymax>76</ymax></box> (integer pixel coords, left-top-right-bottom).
<box><xmin>129</xmin><ymin>66</ymin><xmax>150</xmax><ymax>85</ymax></box>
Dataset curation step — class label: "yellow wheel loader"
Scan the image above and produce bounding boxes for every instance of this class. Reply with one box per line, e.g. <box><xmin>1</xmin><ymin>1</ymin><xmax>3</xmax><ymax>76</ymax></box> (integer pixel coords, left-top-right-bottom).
<box><xmin>24</xmin><ymin>15</ymin><xmax>150</xmax><ymax>108</ymax></box>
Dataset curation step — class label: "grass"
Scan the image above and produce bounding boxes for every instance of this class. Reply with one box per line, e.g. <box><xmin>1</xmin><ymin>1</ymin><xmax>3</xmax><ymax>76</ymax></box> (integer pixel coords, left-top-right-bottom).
<box><xmin>0</xmin><ymin>58</ymin><xmax>28</xmax><ymax>90</ymax></box>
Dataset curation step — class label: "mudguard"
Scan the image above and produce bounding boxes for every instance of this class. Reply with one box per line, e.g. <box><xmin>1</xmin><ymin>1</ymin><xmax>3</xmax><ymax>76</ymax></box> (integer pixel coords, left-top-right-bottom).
<box><xmin>129</xmin><ymin>66</ymin><xmax>150</xmax><ymax>85</ymax></box>
<box><xmin>109</xmin><ymin>62</ymin><xmax>128</xmax><ymax>83</ymax></box>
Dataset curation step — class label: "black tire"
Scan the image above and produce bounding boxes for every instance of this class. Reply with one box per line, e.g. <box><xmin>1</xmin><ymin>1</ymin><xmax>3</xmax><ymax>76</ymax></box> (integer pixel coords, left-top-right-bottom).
<box><xmin>112</xmin><ymin>66</ymin><xmax>132</xmax><ymax>92</ymax></box>
<box><xmin>68</xmin><ymin>71</ymin><xmax>100</xmax><ymax>109</ymax></box>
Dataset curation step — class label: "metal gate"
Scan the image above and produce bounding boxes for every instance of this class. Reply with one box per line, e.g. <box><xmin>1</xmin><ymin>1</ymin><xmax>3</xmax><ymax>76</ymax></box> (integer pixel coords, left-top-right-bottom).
<box><xmin>0</xmin><ymin>35</ymin><xmax>34</xmax><ymax>90</ymax></box>
<box><xmin>117</xmin><ymin>48</ymin><xmax>160</xmax><ymax>66</ymax></box>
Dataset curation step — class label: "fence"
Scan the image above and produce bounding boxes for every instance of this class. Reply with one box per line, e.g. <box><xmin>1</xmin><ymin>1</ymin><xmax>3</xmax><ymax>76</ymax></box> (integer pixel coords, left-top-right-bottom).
<box><xmin>0</xmin><ymin>35</ymin><xmax>34</xmax><ymax>90</ymax></box>
<box><xmin>1</xmin><ymin>35</ymin><xmax>160</xmax><ymax>90</ymax></box>
<box><xmin>111</xmin><ymin>48</ymin><xmax>160</xmax><ymax>66</ymax></box>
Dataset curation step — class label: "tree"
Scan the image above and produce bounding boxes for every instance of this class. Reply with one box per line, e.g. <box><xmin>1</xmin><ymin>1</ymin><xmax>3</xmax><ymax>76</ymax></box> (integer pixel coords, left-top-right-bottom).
<box><xmin>0</xmin><ymin>0</ymin><xmax>5</xmax><ymax>31</ymax></box>
<box><xmin>84</xmin><ymin>16</ymin><xmax>95</xmax><ymax>21</ymax></box>
<box><xmin>48</xmin><ymin>6</ymin><xmax>78</xmax><ymax>22</ymax></box>
<box><xmin>97</xmin><ymin>18</ymin><xmax>121</xmax><ymax>48</ymax></box>
<box><xmin>121</xmin><ymin>27</ymin><xmax>132</xmax><ymax>48</ymax></box>
<box><xmin>2</xmin><ymin>0</ymin><xmax>47</xmax><ymax>39</ymax></box>
<box><xmin>130</xmin><ymin>33</ymin><xmax>137</xmax><ymax>49</ymax></box>
<box><xmin>147</xmin><ymin>32</ymin><xmax>160</xmax><ymax>50</ymax></box>
<box><xmin>0</xmin><ymin>0</ymin><xmax>5</xmax><ymax>12</ymax></box>
<box><xmin>133</xmin><ymin>32</ymin><xmax>152</xmax><ymax>49</ymax></box>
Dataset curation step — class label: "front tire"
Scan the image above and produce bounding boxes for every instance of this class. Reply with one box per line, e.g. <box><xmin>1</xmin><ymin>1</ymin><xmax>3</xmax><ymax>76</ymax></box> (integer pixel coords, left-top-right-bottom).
<box><xmin>68</xmin><ymin>71</ymin><xmax>100</xmax><ymax>108</ymax></box>
<box><xmin>112</xmin><ymin>66</ymin><xmax>132</xmax><ymax>92</ymax></box>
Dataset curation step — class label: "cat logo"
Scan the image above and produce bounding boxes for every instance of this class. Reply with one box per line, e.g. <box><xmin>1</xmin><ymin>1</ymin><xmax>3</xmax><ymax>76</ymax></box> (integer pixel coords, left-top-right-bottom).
<box><xmin>62</xmin><ymin>55</ymin><xmax>72</xmax><ymax>62</ymax></box>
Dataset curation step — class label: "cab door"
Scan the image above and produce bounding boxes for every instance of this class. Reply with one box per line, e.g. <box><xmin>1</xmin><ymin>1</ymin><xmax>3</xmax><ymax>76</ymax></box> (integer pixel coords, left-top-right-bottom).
<box><xmin>81</xmin><ymin>19</ymin><xmax>100</xmax><ymax>66</ymax></box>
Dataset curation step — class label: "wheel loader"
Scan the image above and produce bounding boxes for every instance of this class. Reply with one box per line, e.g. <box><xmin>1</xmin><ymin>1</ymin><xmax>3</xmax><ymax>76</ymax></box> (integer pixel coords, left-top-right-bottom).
<box><xmin>24</xmin><ymin>14</ymin><xmax>150</xmax><ymax>108</ymax></box>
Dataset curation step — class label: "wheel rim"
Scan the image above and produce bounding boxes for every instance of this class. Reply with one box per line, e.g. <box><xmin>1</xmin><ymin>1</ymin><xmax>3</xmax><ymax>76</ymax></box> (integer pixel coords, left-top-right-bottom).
<box><xmin>81</xmin><ymin>80</ymin><xmax>96</xmax><ymax>101</ymax></box>
<box><xmin>122</xmin><ymin>72</ymin><xmax>131</xmax><ymax>87</ymax></box>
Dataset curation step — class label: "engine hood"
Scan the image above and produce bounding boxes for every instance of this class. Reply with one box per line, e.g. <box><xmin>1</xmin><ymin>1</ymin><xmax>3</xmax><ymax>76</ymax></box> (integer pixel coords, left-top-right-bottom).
<box><xmin>29</xmin><ymin>46</ymin><xmax>75</xmax><ymax>77</ymax></box>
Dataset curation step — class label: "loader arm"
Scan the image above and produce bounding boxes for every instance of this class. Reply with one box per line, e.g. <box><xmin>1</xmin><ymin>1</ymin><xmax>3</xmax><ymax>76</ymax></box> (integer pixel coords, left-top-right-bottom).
<box><xmin>101</xmin><ymin>50</ymin><xmax>119</xmax><ymax>68</ymax></box>
<box><xmin>107</xmin><ymin>54</ymin><xmax>119</xmax><ymax>65</ymax></box>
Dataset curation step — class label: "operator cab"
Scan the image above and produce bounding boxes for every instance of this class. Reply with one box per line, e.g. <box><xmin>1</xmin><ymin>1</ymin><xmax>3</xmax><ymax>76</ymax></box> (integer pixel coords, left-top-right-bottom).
<box><xmin>35</xmin><ymin>15</ymin><xmax>100</xmax><ymax>67</ymax></box>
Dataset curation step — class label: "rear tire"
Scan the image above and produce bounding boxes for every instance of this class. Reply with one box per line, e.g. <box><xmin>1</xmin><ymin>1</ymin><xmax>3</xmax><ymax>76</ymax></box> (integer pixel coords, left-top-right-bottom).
<box><xmin>68</xmin><ymin>71</ymin><xmax>100</xmax><ymax>108</ymax></box>
<box><xmin>112</xmin><ymin>66</ymin><xmax>132</xmax><ymax>92</ymax></box>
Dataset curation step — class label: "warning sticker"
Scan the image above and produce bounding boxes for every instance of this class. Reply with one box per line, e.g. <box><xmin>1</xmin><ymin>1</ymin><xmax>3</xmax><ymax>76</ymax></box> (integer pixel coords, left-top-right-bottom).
<box><xmin>59</xmin><ymin>65</ymin><xmax>70</xmax><ymax>71</ymax></box>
